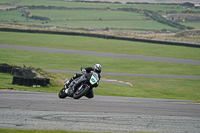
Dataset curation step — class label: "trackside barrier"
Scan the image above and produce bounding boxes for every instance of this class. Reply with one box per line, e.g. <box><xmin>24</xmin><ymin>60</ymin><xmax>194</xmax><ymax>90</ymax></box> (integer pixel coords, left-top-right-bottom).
<box><xmin>0</xmin><ymin>28</ymin><xmax>200</xmax><ymax>48</ymax></box>
<box><xmin>12</xmin><ymin>76</ymin><xmax>50</xmax><ymax>87</ymax></box>
<box><xmin>0</xmin><ymin>63</ymin><xmax>12</xmax><ymax>73</ymax></box>
<box><xmin>112</xmin><ymin>36</ymin><xmax>200</xmax><ymax>48</ymax></box>
<box><xmin>0</xmin><ymin>63</ymin><xmax>50</xmax><ymax>87</ymax></box>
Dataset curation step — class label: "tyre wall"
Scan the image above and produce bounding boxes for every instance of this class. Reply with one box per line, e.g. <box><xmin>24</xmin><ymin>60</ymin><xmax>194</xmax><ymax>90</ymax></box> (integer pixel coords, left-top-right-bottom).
<box><xmin>0</xmin><ymin>63</ymin><xmax>50</xmax><ymax>87</ymax></box>
<box><xmin>12</xmin><ymin>76</ymin><xmax>50</xmax><ymax>87</ymax></box>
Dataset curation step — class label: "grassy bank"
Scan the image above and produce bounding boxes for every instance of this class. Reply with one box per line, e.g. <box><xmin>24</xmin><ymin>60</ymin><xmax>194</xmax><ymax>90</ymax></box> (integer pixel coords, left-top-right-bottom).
<box><xmin>0</xmin><ymin>128</ymin><xmax>153</xmax><ymax>133</ymax></box>
<box><xmin>1</xmin><ymin>70</ymin><xmax>200</xmax><ymax>101</ymax></box>
<box><xmin>0</xmin><ymin>31</ymin><xmax>200</xmax><ymax>60</ymax></box>
<box><xmin>27</xmin><ymin>10</ymin><xmax>148</xmax><ymax>20</ymax></box>
<box><xmin>0</xmin><ymin>31</ymin><xmax>199</xmax><ymax>101</ymax></box>
<box><xmin>1</xmin><ymin>48</ymin><xmax>200</xmax><ymax>76</ymax></box>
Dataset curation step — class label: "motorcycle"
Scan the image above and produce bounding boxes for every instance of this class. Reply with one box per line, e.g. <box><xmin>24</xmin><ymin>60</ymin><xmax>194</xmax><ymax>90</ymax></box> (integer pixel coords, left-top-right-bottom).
<box><xmin>58</xmin><ymin>71</ymin><xmax>99</xmax><ymax>99</ymax></box>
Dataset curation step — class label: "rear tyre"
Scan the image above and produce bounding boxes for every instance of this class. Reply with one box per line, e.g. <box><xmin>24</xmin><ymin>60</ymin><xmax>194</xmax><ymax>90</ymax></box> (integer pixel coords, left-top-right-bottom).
<box><xmin>58</xmin><ymin>87</ymin><xmax>68</xmax><ymax>99</ymax></box>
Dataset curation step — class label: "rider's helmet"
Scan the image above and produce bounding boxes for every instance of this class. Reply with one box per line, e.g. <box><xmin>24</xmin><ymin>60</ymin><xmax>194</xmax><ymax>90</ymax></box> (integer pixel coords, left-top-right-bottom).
<box><xmin>93</xmin><ymin>64</ymin><xmax>102</xmax><ymax>73</ymax></box>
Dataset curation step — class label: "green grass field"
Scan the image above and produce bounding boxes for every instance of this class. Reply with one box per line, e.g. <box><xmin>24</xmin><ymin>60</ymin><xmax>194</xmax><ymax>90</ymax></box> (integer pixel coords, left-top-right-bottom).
<box><xmin>27</xmin><ymin>10</ymin><xmax>148</xmax><ymax>20</ymax></box>
<box><xmin>0</xmin><ymin>0</ymin><xmax>15</xmax><ymax>4</ymax></box>
<box><xmin>18</xmin><ymin>20</ymin><xmax>178</xmax><ymax>30</ymax></box>
<box><xmin>13</xmin><ymin>0</ymin><xmax>200</xmax><ymax>13</ymax></box>
<box><xmin>0</xmin><ymin>31</ymin><xmax>200</xmax><ymax>101</ymax></box>
<box><xmin>15</xmin><ymin>0</ymin><xmax>177</xmax><ymax>9</ymax></box>
<box><xmin>1</xmin><ymin>0</ymin><xmax>200</xmax><ymax>33</ymax></box>
<box><xmin>0</xmin><ymin>10</ymin><xmax>147</xmax><ymax>22</ymax></box>
<box><xmin>1</xmin><ymin>10</ymin><xmax>178</xmax><ymax>30</ymax></box>
<box><xmin>180</xmin><ymin>22</ymin><xmax>200</xmax><ymax>29</ymax></box>
<box><xmin>1</xmin><ymin>71</ymin><xmax>200</xmax><ymax>101</ymax></box>
<box><xmin>0</xmin><ymin>128</ymin><xmax>152</xmax><ymax>133</ymax></box>
<box><xmin>1</xmin><ymin>0</ymin><xmax>199</xmax><ymax>32</ymax></box>
<box><xmin>0</xmin><ymin>31</ymin><xmax>199</xmax><ymax>60</ymax></box>
<box><xmin>14</xmin><ymin>0</ymin><xmax>196</xmax><ymax>13</ymax></box>
<box><xmin>1</xmin><ymin>48</ymin><xmax>200</xmax><ymax>76</ymax></box>
<box><xmin>0</xmin><ymin>10</ymin><xmax>27</xmax><ymax>21</ymax></box>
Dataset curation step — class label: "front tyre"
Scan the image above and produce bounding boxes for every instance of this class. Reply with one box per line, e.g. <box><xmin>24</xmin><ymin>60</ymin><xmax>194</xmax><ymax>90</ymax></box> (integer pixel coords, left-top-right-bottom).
<box><xmin>73</xmin><ymin>84</ymin><xmax>90</xmax><ymax>99</ymax></box>
<box><xmin>58</xmin><ymin>87</ymin><xmax>68</xmax><ymax>99</ymax></box>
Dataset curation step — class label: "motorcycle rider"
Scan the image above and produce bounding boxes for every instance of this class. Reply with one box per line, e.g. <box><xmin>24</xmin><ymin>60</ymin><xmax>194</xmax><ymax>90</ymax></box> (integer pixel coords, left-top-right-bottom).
<box><xmin>65</xmin><ymin>64</ymin><xmax>102</xmax><ymax>98</ymax></box>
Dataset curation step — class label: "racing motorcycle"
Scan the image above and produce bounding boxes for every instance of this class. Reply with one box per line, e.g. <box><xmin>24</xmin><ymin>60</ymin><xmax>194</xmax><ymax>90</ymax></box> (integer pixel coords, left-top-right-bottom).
<box><xmin>58</xmin><ymin>71</ymin><xmax>99</xmax><ymax>99</ymax></box>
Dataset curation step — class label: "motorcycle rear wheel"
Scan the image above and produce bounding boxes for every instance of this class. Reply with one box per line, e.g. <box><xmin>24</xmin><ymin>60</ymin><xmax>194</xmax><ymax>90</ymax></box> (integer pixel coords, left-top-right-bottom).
<box><xmin>58</xmin><ymin>87</ymin><xmax>68</xmax><ymax>99</ymax></box>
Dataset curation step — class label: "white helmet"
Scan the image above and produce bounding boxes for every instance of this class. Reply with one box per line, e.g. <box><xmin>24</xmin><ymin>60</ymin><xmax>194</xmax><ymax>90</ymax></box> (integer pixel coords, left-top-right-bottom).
<box><xmin>93</xmin><ymin>64</ymin><xmax>102</xmax><ymax>73</ymax></box>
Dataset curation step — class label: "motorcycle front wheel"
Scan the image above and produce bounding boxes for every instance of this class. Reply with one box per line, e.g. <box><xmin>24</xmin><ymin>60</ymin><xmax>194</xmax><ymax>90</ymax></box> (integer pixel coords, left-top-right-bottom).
<box><xmin>58</xmin><ymin>87</ymin><xmax>68</xmax><ymax>99</ymax></box>
<box><xmin>73</xmin><ymin>84</ymin><xmax>90</xmax><ymax>99</ymax></box>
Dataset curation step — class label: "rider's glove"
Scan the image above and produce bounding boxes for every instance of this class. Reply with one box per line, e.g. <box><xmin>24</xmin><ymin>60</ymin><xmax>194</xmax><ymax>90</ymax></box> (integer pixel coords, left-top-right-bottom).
<box><xmin>81</xmin><ymin>68</ymin><xmax>86</xmax><ymax>74</ymax></box>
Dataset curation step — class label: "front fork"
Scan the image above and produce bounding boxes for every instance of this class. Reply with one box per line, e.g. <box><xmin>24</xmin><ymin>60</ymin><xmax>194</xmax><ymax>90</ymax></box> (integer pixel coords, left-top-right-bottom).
<box><xmin>64</xmin><ymin>78</ymin><xmax>76</xmax><ymax>97</ymax></box>
<box><xmin>64</xmin><ymin>78</ymin><xmax>69</xmax><ymax>89</ymax></box>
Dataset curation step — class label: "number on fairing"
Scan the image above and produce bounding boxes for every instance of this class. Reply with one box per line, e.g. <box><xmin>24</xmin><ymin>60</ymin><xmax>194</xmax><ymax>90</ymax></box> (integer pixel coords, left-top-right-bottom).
<box><xmin>90</xmin><ymin>75</ymin><xmax>97</xmax><ymax>85</ymax></box>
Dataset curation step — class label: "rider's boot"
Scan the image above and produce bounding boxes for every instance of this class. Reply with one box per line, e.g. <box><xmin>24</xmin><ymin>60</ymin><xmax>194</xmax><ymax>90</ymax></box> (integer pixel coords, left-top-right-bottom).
<box><xmin>64</xmin><ymin>74</ymin><xmax>81</xmax><ymax>96</ymax></box>
<box><xmin>65</xmin><ymin>77</ymin><xmax>74</xmax><ymax>89</ymax></box>
<box><xmin>65</xmin><ymin>73</ymin><xmax>81</xmax><ymax>88</ymax></box>
<box><xmin>63</xmin><ymin>77</ymin><xmax>73</xmax><ymax>96</ymax></box>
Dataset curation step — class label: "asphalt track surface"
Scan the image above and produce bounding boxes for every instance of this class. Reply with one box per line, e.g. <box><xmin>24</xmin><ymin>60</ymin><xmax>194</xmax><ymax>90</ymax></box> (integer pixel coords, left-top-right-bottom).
<box><xmin>1</xmin><ymin>44</ymin><xmax>200</xmax><ymax>132</ymax></box>
<box><xmin>1</xmin><ymin>44</ymin><xmax>200</xmax><ymax>65</ymax></box>
<box><xmin>0</xmin><ymin>90</ymin><xmax>200</xmax><ymax>133</ymax></box>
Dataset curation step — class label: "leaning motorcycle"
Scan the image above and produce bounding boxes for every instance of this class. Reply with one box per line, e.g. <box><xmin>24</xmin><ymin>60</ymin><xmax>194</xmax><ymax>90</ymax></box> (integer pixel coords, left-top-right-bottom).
<box><xmin>58</xmin><ymin>71</ymin><xmax>99</xmax><ymax>99</ymax></box>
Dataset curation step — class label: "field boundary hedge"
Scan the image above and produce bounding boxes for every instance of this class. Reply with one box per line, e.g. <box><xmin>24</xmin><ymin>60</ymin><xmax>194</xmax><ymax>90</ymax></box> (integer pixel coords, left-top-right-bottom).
<box><xmin>0</xmin><ymin>27</ymin><xmax>199</xmax><ymax>48</ymax></box>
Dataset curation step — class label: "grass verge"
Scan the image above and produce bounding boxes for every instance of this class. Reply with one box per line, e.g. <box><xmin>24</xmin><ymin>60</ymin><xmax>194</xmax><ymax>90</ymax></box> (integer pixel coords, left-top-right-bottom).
<box><xmin>1</xmin><ymin>48</ymin><xmax>200</xmax><ymax>76</ymax></box>
<box><xmin>0</xmin><ymin>128</ymin><xmax>154</xmax><ymax>133</ymax></box>
<box><xmin>1</xmin><ymin>71</ymin><xmax>200</xmax><ymax>102</ymax></box>
<box><xmin>1</xmin><ymin>31</ymin><xmax>200</xmax><ymax>60</ymax></box>
<box><xmin>0</xmin><ymin>31</ymin><xmax>199</xmax><ymax>102</ymax></box>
